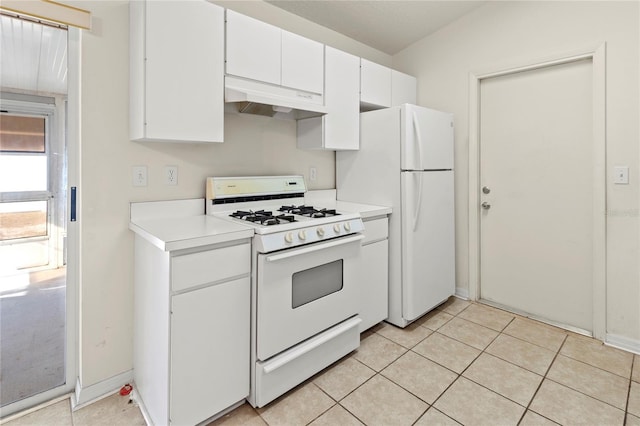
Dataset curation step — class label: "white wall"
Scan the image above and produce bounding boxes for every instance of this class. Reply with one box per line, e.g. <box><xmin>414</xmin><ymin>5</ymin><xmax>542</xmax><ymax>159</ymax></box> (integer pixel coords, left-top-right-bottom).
<box><xmin>393</xmin><ymin>1</ymin><xmax>640</xmax><ymax>345</ymax></box>
<box><xmin>70</xmin><ymin>0</ymin><xmax>390</xmax><ymax>390</ymax></box>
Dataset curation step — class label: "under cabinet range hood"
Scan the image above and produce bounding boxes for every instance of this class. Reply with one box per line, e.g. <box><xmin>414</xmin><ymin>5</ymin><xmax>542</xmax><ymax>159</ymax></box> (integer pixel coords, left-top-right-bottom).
<box><xmin>225</xmin><ymin>76</ymin><xmax>327</xmax><ymax>120</ymax></box>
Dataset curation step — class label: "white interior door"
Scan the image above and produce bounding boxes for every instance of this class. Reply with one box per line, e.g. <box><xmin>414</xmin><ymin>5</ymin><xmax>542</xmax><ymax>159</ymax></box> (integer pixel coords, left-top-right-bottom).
<box><xmin>479</xmin><ymin>58</ymin><xmax>594</xmax><ymax>333</ymax></box>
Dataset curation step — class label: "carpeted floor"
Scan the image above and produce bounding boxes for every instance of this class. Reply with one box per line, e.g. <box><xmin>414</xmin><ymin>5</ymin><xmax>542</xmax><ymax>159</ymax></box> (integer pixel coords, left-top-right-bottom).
<box><xmin>0</xmin><ymin>268</ymin><xmax>66</xmax><ymax>407</ymax></box>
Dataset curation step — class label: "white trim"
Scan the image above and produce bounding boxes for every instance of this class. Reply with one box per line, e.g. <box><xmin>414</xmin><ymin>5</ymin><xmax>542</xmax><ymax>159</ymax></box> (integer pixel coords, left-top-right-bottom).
<box><xmin>467</xmin><ymin>44</ymin><xmax>607</xmax><ymax>340</ymax></box>
<box><xmin>605</xmin><ymin>334</ymin><xmax>640</xmax><ymax>356</ymax></box>
<box><xmin>131</xmin><ymin>390</ymin><xmax>153</xmax><ymax>426</ymax></box>
<box><xmin>66</xmin><ymin>25</ymin><xmax>81</xmax><ymax>410</ymax></box>
<box><xmin>0</xmin><ymin>394</ymin><xmax>72</xmax><ymax>423</ymax></box>
<box><xmin>72</xmin><ymin>370</ymin><xmax>133</xmax><ymax>410</ymax></box>
<box><xmin>0</xmin><ymin>0</ymin><xmax>91</xmax><ymax>30</ymax></box>
<box><xmin>455</xmin><ymin>287</ymin><xmax>469</xmax><ymax>300</ymax></box>
<box><xmin>0</xmin><ymin>26</ymin><xmax>81</xmax><ymax>421</ymax></box>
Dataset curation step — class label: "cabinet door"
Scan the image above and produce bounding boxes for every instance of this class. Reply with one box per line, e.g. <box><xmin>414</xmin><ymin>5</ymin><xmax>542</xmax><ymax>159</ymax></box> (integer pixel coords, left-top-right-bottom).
<box><xmin>226</xmin><ymin>10</ymin><xmax>281</xmax><ymax>86</ymax></box>
<box><xmin>144</xmin><ymin>0</ymin><xmax>224</xmax><ymax>142</ymax></box>
<box><xmin>358</xmin><ymin>241</ymin><xmax>389</xmax><ymax>332</ymax></box>
<box><xmin>170</xmin><ymin>277</ymin><xmax>250</xmax><ymax>425</ymax></box>
<box><xmin>281</xmin><ymin>30</ymin><xmax>324</xmax><ymax>94</ymax></box>
<box><xmin>360</xmin><ymin>58</ymin><xmax>392</xmax><ymax>109</ymax></box>
<box><xmin>296</xmin><ymin>47</ymin><xmax>359</xmax><ymax>151</ymax></box>
<box><xmin>392</xmin><ymin>70</ymin><xmax>417</xmax><ymax>106</ymax></box>
<box><xmin>324</xmin><ymin>47</ymin><xmax>360</xmax><ymax>150</ymax></box>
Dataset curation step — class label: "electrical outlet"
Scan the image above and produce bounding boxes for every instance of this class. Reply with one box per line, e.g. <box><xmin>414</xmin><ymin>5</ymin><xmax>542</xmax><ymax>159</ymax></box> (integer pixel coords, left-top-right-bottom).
<box><xmin>309</xmin><ymin>167</ymin><xmax>317</xmax><ymax>182</ymax></box>
<box><xmin>132</xmin><ymin>166</ymin><xmax>147</xmax><ymax>187</ymax></box>
<box><xmin>613</xmin><ymin>166</ymin><xmax>629</xmax><ymax>184</ymax></box>
<box><xmin>165</xmin><ymin>166</ymin><xmax>178</xmax><ymax>186</ymax></box>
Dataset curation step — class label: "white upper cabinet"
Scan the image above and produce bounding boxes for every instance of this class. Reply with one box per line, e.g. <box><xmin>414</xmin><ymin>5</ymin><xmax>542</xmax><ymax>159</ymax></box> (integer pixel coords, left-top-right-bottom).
<box><xmin>226</xmin><ymin>11</ymin><xmax>324</xmax><ymax>95</ymax></box>
<box><xmin>360</xmin><ymin>58</ymin><xmax>392</xmax><ymax>109</ymax></box>
<box><xmin>297</xmin><ymin>46</ymin><xmax>360</xmax><ymax>150</ymax></box>
<box><xmin>130</xmin><ymin>0</ymin><xmax>224</xmax><ymax>143</ymax></box>
<box><xmin>360</xmin><ymin>59</ymin><xmax>418</xmax><ymax>110</ymax></box>
<box><xmin>225</xmin><ymin>10</ymin><xmax>280</xmax><ymax>86</ymax></box>
<box><xmin>281</xmin><ymin>30</ymin><xmax>324</xmax><ymax>94</ymax></box>
<box><xmin>392</xmin><ymin>70</ymin><xmax>417</xmax><ymax>105</ymax></box>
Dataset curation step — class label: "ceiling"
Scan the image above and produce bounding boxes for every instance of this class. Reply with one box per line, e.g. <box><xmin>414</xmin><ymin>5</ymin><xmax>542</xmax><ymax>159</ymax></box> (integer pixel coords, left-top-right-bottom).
<box><xmin>265</xmin><ymin>1</ymin><xmax>486</xmax><ymax>55</ymax></box>
<box><xmin>0</xmin><ymin>14</ymin><xmax>67</xmax><ymax>95</ymax></box>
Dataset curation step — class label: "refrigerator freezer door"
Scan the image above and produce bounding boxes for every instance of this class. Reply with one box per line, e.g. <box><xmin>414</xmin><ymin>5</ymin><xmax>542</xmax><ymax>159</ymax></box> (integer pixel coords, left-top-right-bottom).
<box><xmin>400</xmin><ymin>105</ymin><xmax>454</xmax><ymax>171</ymax></box>
<box><xmin>400</xmin><ymin>170</ymin><xmax>455</xmax><ymax>321</ymax></box>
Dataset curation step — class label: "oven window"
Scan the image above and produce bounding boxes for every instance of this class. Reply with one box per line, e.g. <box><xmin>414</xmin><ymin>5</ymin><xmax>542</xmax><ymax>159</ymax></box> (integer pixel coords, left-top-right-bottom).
<box><xmin>292</xmin><ymin>260</ymin><xmax>343</xmax><ymax>308</ymax></box>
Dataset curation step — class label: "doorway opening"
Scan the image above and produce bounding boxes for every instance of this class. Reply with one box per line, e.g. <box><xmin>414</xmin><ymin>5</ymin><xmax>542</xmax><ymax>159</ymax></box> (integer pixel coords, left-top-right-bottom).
<box><xmin>0</xmin><ymin>13</ymin><xmax>73</xmax><ymax>412</ymax></box>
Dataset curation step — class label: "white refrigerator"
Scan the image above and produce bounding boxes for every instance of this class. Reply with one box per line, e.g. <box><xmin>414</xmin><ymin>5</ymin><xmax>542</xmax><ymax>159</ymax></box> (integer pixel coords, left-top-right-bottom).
<box><xmin>337</xmin><ymin>104</ymin><xmax>455</xmax><ymax>328</ymax></box>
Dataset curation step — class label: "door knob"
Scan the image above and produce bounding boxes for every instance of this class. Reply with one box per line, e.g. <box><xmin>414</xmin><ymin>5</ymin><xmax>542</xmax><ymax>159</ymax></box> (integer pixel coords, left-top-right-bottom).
<box><xmin>482</xmin><ymin>186</ymin><xmax>491</xmax><ymax>194</ymax></box>
<box><xmin>481</xmin><ymin>202</ymin><xmax>491</xmax><ymax>210</ymax></box>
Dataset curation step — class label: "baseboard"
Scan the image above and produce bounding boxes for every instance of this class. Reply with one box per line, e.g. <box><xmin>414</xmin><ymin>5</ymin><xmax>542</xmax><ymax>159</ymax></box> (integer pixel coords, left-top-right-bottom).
<box><xmin>131</xmin><ymin>389</ymin><xmax>153</xmax><ymax>426</ymax></box>
<box><xmin>455</xmin><ymin>287</ymin><xmax>469</xmax><ymax>299</ymax></box>
<box><xmin>72</xmin><ymin>370</ymin><xmax>133</xmax><ymax>410</ymax></box>
<box><xmin>605</xmin><ymin>333</ymin><xmax>640</xmax><ymax>355</ymax></box>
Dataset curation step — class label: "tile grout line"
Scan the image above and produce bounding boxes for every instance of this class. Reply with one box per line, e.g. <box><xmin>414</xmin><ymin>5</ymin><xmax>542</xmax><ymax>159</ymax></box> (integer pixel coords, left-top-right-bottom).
<box><xmin>410</xmin><ymin>301</ymin><xmax>505</xmax><ymax>424</ymax></box>
<box><xmin>539</xmin><ymin>347</ymin><xmax>632</xmax><ymax>414</ymax></box>
<box><xmin>366</xmin><ymin>300</ymin><xmax>472</xmax><ymax>425</ymax></box>
<box><xmin>516</xmin><ymin>333</ymin><xmax>568</xmax><ymax>425</ymax></box>
<box><xmin>302</xmin><ymin>382</ymin><xmax>339</xmax><ymax>426</ymax></box>
<box><xmin>623</xmin><ymin>355</ymin><xmax>636</xmax><ymax>425</ymax></box>
<box><xmin>552</xmin><ymin>350</ymin><xmax>633</xmax><ymax>381</ymax></box>
<box><xmin>253</xmin><ymin>299</ymin><xmax>635</xmax><ymax>426</ymax></box>
<box><xmin>409</xmin><ymin>301</ymin><xmax>475</xmax><ymax>424</ymax></box>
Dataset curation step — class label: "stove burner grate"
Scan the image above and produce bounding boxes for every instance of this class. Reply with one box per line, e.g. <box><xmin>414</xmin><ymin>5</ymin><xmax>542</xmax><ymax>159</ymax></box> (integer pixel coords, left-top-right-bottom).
<box><xmin>230</xmin><ymin>210</ymin><xmax>296</xmax><ymax>226</ymax></box>
<box><xmin>278</xmin><ymin>205</ymin><xmax>340</xmax><ymax>218</ymax></box>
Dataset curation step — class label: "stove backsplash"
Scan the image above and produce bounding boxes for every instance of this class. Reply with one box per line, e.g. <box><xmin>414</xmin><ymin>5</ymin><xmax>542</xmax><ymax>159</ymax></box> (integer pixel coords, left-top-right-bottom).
<box><xmin>130</xmin><ymin>112</ymin><xmax>335</xmax><ymax>200</ymax></box>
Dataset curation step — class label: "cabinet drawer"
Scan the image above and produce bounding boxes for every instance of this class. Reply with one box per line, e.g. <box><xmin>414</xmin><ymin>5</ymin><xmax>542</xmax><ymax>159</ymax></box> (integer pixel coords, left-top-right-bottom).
<box><xmin>171</xmin><ymin>243</ymin><xmax>250</xmax><ymax>292</ymax></box>
<box><xmin>363</xmin><ymin>218</ymin><xmax>389</xmax><ymax>245</ymax></box>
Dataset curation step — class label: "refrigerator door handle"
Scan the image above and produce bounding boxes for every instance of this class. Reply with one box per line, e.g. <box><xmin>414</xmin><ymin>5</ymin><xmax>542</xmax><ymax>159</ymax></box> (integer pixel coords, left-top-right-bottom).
<box><xmin>413</xmin><ymin>172</ymin><xmax>423</xmax><ymax>231</ymax></box>
<box><xmin>412</xmin><ymin>111</ymin><xmax>424</xmax><ymax>171</ymax></box>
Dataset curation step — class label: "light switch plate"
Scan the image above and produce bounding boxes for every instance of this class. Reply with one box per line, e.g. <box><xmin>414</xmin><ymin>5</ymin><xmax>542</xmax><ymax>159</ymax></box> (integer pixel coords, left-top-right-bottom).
<box><xmin>132</xmin><ymin>166</ymin><xmax>147</xmax><ymax>187</ymax></box>
<box><xmin>613</xmin><ymin>166</ymin><xmax>629</xmax><ymax>184</ymax></box>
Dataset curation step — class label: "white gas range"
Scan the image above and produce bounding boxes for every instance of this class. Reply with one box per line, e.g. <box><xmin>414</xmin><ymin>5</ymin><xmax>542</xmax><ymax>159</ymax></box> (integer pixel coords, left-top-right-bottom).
<box><xmin>205</xmin><ymin>176</ymin><xmax>365</xmax><ymax>407</ymax></box>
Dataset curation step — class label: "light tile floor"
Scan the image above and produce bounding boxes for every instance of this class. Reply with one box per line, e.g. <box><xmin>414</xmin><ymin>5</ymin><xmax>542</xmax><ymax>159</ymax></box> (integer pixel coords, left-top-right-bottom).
<box><xmin>4</xmin><ymin>297</ymin><xmax>640</xmax><ymax>426</ymax></box>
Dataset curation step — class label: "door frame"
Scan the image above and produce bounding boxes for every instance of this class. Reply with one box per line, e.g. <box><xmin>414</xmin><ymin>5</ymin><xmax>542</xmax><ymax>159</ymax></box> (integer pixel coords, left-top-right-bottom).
<box><xmin>0</xmin><ymin>26</ymin><xmax>80</xmax><ymax>419</ymax></box>
<box><xmin>467</xmin><ymin>44</ymin><xmax>606</xmax><ymax>340</ymax></box>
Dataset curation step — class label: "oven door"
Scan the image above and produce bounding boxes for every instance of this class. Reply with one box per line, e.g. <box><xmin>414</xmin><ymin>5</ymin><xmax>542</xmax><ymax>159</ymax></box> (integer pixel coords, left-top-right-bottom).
<box><xmin>256</xmin><ymin>234</ymin><xmax>364</xmax><ymax>361</ymax></box>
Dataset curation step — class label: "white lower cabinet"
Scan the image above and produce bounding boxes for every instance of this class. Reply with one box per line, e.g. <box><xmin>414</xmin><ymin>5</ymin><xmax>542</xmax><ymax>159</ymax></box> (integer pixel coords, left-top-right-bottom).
<box><xmin>133</xmin><ymin>237</ymin><xmax>251</xmax><ymax>425</ymax></box>
<box><xmin>357</xmin><ymin>217</ymin><xmax>390</xmax><ymax>332</ymax></box>
<box><xmin>170</xmin><ymin>277</ymin><xmax>249</xmax><ymax>425</ymax></box>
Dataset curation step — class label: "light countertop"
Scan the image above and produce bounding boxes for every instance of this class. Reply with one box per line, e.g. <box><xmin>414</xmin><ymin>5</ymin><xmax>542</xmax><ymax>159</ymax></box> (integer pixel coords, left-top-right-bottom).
<box><xmin>130</xmin><ymin>215</ymin><xmax>254</xmax><ymax>252</ymax></box>
<box><xmin>130</xmin><ymin>199</ymin><xmax>254</xmax><ymax>252</ymax></box>
<box><xmin>129</xmin><ymin>194</ymin><xmax>391</xmax><ymax>252</ymax></box>
<box><xmin>305</xmin><ymin>190</ymin><xmax>392</xmax><ymax>219</ymax></box>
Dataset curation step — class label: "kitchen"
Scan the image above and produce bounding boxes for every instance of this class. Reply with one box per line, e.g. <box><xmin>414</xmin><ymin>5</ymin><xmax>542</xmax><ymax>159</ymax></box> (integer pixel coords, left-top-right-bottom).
<box><xmin>1</xmin><ymin>0</ymin><xmax>639</xmax><ymax>425</ymax></box>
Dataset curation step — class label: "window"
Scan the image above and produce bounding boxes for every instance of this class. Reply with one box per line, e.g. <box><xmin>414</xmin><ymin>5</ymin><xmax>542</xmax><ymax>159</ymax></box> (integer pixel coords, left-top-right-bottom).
<box><xmin>0</xmin><ymin>114</ymin><xmax>46</xmax><ymax>152</ymax></box>
<box><xmin>0</xmin><ymin>113</ymin><xmax>49</xmax><ymax>242</ymax></box>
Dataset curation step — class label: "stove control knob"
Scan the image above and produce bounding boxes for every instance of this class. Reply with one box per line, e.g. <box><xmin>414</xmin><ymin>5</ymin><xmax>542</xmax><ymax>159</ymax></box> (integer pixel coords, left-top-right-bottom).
<box><xmin>333</xmin><ymin>224</ymin><xmax>341</xmax><ymax>234</ymax></box>
<box><xmin>298</xmin><ymin>230</ymin><xmax>307</xmax><ymax>240</ymax></box>
<box><xmin>344</xmin><ymin>222</ymin><xmax>352</xmax><ymax>232</ymax></box>
<box><xmin>316</xmin><ymin>227</ymin><xmax>325</xmax><ymax>237</ymax></box>
<box><xmin>284</xmin><ymin>232</ymin><xmax>294</xmax><ymax>244</ymax></box>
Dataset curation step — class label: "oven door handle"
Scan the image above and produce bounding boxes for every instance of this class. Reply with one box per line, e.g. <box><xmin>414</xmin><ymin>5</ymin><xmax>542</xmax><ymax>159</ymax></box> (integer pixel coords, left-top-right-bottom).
<box><xmin>266</xmin><ymin>234</ymin><xmax>365</xmax><ymax>262</ymax></box>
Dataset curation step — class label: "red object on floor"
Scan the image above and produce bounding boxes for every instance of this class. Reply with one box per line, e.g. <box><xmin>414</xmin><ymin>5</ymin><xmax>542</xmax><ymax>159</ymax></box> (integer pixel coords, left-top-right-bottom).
<box><xmin>119</xmin><ymin>384</ymin><xmax>133</xmax><ymax>396</ymax></box>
